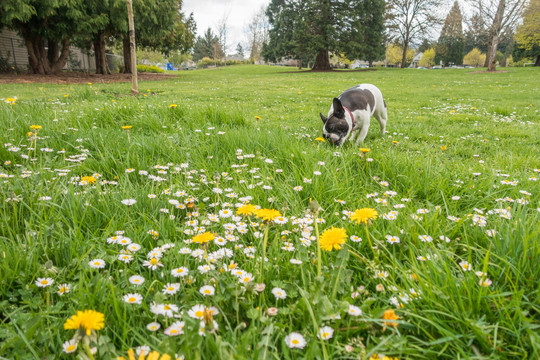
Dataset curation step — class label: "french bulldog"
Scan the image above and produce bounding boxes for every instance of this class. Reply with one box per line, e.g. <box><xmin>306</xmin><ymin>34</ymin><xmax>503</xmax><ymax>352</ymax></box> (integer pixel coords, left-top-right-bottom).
<box><xmin>320</xmin><ymin>84</ymin><xmax>387</xmax><ymax>146</ymax></box>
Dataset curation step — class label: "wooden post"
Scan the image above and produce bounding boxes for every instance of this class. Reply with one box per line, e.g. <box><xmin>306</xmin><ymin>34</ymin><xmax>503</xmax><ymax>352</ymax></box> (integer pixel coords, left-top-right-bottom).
<box><xmin>127</xmin><ymin>0</ymin><xmax>138</xmax><ymax>94</ymax></box>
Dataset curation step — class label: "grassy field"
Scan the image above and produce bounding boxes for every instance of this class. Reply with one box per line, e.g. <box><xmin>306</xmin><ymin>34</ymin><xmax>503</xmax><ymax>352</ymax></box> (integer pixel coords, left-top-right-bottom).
<box><xmin>0</xmin><ymin>65</ymin><xmax>539</xmax><ymax>360</ymax></box>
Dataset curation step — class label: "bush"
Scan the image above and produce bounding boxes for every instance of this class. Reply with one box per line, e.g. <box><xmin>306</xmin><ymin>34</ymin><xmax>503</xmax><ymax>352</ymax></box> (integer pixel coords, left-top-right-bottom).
<box><xmin>136</xmin><ymin>64</ymin><xmax>164</xmax><ymax>73</ymax></box>
<box><xmin>463</xmin><ymin>48</ymin><xmax>486</xmax><ymax>67</ymax></box>
<box><xmin>419</xmin><ymin>48</ymin><xmax>436</xmax><ymax>68</ymax></box>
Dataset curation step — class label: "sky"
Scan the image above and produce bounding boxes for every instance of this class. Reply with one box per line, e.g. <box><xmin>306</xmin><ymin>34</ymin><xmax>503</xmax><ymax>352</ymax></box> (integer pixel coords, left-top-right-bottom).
<box><xmin>183</xmin><ymin>0</ymin><xmax>270</xmax><ymax>55</ymax></box>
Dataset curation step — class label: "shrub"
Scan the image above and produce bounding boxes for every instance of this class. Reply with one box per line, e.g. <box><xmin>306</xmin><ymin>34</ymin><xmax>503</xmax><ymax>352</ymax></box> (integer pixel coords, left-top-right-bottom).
<box><xmin>463</xmin><ymin>48</ymin><xmax>486</xmax><ymax>67</ymax></box>
<box><xmin>419</xmin><ymin>48</ymin><xmax>436</xmax><ymax>68</ymax></box>
<box><xmin>136</xmin><ymin>64</ymin><xmax>164</xmax><ymax>73</ymax></box>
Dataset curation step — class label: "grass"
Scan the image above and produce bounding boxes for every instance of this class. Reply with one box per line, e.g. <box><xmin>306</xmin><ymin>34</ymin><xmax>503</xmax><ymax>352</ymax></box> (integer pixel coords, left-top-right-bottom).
<box><xmin>0</xmin><ymin>65</ymin><xmax>539</xmax><ymax>360</ymax></box>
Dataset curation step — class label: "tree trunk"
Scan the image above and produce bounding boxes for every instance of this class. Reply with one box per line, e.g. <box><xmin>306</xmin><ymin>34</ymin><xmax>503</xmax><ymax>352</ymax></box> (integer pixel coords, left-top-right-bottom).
<box><xmin>401</xmin><ymin>41</ymin><xmax>408</xmax><ymax>68</ymax></box>
<box><xmin>487</xmin><ymin>0</ymin><xmax>506</xmax><ymax>72</ymax></box>
<box><xmin>535</xmin><ymin>54</ymin><xmax>540</xmax><ymax>67</ymax></box>
<box><xmin>94</xmin><ymin>31</ymin><xmax>110</xmax><ymax>74</ymax></box>
<box><xmin>122</xmin><ymin>35</ymin><xmax>132</xmax><ymax>74</ymax></box>
<box><xmin>297</xmin><ymin>59</ymin><xmax>302</xmax><ymax>69</ymax></box>
<box><xmin>484</xmin><ymin>35</ymin><xmax>492</xmax><ymax>67</ymax></box>
<box><xmin>369</xmin><ymin>60</ymin><xmax>373</xmax><ymax>67</ymax></box>
<box><xmin>312</xmin><ymin>50</ymin><xmax>331</xmax><ymax>71</ymax></box>
<box><xmin>20</xmin><ymin>26</ymin><xmax>69</xmax><ymax>74</ymax></box>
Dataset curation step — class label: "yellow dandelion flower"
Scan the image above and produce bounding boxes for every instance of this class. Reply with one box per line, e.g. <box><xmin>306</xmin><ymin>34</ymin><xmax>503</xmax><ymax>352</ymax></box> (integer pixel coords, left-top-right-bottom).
<box><xmin>350</xmin><ymin>208</ymin><xmax>378</xmax><ymax>224</ymax></box>
<box><xmin>382</xmin><ymin>309</ymin><xmax>399</xmax><ymax>330</ymax></box>
<box><xmin>117</xmin><ymin>348</ymin><xmax>171</xmax><ymax>360</ymax></box>
<box><xmin>237</xmin><ymin>204</ymin><xmax>257</xmax><ymax>216</ymax></box>
<box><xmin>64</xmin><ymin>309</ymin><xmax>105</xmax><ymax>336</ymax></box>
<box><xmin>440</xmin><ymin>145</ymin><xmax>447</xmax><ymax>151</ymax></box>
<box><xmin>169</xmin><ymin>104</ymin><xmax>177</xmax><ymax>108</ymax></box>
<box><xmin>359</xmin><ymin>148</ymin><xmax>370</xmax><ymax>153</ymax></box>
<box><xmin>5</xmin><ymin>97</ymin><xmax>17</xmax><ymax>104</ymax></box>
<box><xmin>253</xmin><ymin>208</ymin><xmax>281</xmax><ymax>222</ymax></box>
<box><xmin>319</xmin><ymin>227</ymin><xmax>347</xmax><ymax>251</ymax></box>
<box><xmin>192</xmin><ymin>232</ymin><xmax>215</xmax><ymax>244</ymax></box>
<box><xmin>314</xmin><ymin>137</ymin><xmax>326</xmax><ymax>142</ymax></box>
<box><xmin>255</xmin><ymin>116</ymin><xmax>261</xmax><ymax>120</ymax></box>
<box><xmin>121</xmin><ymin>125</ymin><xmax>133</xmax><ymax>130</ymax></box>
<box><xmin>80</xmin><ymin>176</ymin><xmax>96</xmax><ymax>184</ymax></box>
<box><xmin>30</xmin><ymin>125</ymin><xmax>42</xmax><ymax>131</ymax></box>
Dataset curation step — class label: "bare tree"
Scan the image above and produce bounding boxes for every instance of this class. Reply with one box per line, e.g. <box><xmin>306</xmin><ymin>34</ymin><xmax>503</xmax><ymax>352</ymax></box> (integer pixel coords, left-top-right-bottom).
<box><xmin>386</xmin><ymin>0</ymin><xmax>443</xmax><ymax>68</ymax></box>
<box><xmin>469</xmin><ymin>0</ymin><xmax>526</xmax><ymax>71</ymax></box>
<box><xmin>245</xmin><ymin>6</ymin><xmax>269</xmax><ymax>64</ymax></box>
<box><xmin>216</xmin><ymin>12</ymin><xmax>230</xmax><ymax>62</ymax></box>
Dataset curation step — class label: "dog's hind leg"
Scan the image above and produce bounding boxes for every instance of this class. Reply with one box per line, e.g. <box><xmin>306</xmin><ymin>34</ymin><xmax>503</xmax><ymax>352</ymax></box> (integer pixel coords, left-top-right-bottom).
<box><xmin>375</xmin><ymin>105</ymin><xmax>387</xmax><ymax>135</ymax></box>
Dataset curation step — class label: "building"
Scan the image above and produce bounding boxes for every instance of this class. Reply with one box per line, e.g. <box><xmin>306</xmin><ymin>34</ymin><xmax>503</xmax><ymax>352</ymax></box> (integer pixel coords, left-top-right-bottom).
<box><xmin>0</xmin><ymin>28</ymin><xmax>96</xmax><ymax>72</ymax></box>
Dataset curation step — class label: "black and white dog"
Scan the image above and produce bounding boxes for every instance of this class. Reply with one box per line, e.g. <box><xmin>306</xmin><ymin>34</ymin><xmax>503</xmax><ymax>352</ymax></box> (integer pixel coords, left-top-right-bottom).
<box><xmin>320</xmin><ymin>84</ymin><xmax>387</xmax><ymax>146</ymax></box>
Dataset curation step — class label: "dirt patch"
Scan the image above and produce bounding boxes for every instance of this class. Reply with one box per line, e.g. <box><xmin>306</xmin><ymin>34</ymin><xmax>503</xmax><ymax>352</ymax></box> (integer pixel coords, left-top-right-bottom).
<box><xmin>0</xmin><ymin>72</ymin><xmax>177</xmax><ymax>84</ymax></box>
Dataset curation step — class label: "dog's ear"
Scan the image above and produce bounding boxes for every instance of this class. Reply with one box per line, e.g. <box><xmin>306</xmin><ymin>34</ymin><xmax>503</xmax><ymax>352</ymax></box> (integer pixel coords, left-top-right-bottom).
<box><xmin>332</xmin><ymin>98</ymin><xmax>345</xmax><ymax>118</ymax></box>
<box><xmin>320</xmin><ymin>113</ymin><xmax>328</xmax><ymax>124</ymax></box>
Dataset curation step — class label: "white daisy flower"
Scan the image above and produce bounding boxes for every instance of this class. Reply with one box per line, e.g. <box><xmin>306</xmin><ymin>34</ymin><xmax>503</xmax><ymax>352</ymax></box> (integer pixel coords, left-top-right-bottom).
<box><xmin>123</xmin><ymin>293</ymin><xmax>143</xmax><ymax>304</ymax></box>
<box><xmin>284</xmin><ymin>332</ymin><xmax>307</xmax><ymax>349</ymax></box>
<box><xmin>271</xmin><ymin>287</ymin><xmax>287</xmax><ymax>300</ymax></box>
<box><xmin>88</xmin><ymin>259</ymin><xmax>106</xmax><ymax>269</ymax></box>
<box><xmin>129</xmin><ymin>275</ymin><xmax>145</xmax><ymax>286</ymax></box>
<box><xmin>199</xmin><ymin>285</ymin><xmax>215</xmax><ymax>296</ymax></box>
<box><xmin>317</xmin><ymin>326</ymin><xmax>334</xmax><ymax>340</ymax></box>
<box><xmin>35</xmin><ymin>277</ymin><xmax>54</xmax><ymax>287</ymax></box>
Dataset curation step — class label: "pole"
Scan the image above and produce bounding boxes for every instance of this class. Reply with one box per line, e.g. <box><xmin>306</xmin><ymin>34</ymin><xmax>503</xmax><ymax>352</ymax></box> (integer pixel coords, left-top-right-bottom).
<box><xmin>127</xmin><ymin>0</ymin><xmax>138</xmax><ymax>95</ymax></box>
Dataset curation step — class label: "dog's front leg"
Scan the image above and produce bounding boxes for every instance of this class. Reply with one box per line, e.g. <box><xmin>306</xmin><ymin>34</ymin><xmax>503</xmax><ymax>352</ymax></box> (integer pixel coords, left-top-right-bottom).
<box><xmin>348</xmin><ymin>129</ymin><xmax>358</xmax><ymax>143</ymax></box>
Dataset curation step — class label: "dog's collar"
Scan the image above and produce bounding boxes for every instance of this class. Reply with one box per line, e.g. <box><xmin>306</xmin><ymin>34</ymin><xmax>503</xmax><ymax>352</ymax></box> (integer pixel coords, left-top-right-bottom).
<box><xmin>343</xmin><ymin>106</ymin><xmax>355</xmax><ymax>128</ymax></box>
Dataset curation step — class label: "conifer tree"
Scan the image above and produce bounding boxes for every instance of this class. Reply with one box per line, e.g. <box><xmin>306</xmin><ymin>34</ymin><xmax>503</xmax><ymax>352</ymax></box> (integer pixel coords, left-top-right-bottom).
<box><xmin>436</xmin><ymin>1</ymin><xmax>464</xmax><ymax>66</ymax></box>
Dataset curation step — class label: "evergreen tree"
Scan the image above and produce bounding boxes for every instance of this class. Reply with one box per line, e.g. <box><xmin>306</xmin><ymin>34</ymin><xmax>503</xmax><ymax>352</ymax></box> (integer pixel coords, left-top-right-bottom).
<box><xmin>464</xmin><ymin>13</ymin><xmax>489</xmax><ymax>54</ymax></box>
<box><xmin>435</xmin><ymin>1</ymin><xmax>464</xmax><ymax>66</ymax></box>
<box><xmin>263</xmin><ymin>0</ymin><xmax>385</xmax><ymax>71</ymax></box>
<box><xmin>236</xmin><ymin>43</ymin><xmax>244</xmax><ymax>58</ymax></box>
<box><xmin>192</xmin><ymin>28</ymin><xmax>223</xmax><ymax>61</ymax></box>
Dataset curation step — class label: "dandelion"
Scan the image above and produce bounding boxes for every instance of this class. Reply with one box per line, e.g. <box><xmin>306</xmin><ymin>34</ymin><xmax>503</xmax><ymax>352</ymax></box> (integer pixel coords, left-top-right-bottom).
<box><xmin>5</xmin><ymin>97</ymin><xmax>17</xmax><ymax>105</ymax></box>
<box><xmin>284</xmin><ymin>332</ymin><xmax>307</xmax><ymax>349</ymax></box>
<box><xmin>35</xmin><ymin>277</ymin><xmax>54</xmax><ymax>287</ymax></box>
<box><xmin>253</xmin><ymin>208</ymin><xmax>281</xmax><ymax>222</ymax></box>
<box><xmin>117</xmin><ymin>348</ymin><xmax>172</xmax><ymax>360</ymax></box>
<box><xmin>350</xmin><ymin>208</ymin><xmax>378</xmax><ymax>224</ymax></box>
<box><xmin>30</xmin><ymin>125</ymin><xmax>42</xmax><ymax>131</ymax></box>
<box><xmin>80</xmin><ymin>176</ymin><xmax>96</xmax><ymax>185</ymax></box>
<box><xmin>62</xmin><ymin>339</ymin><xmax>78</xmax><ymax>354</ymax></box>
<box><xmin>319</xmin><ymin>227</ymin><xmax>347</xmax><ymax>251</ymax></box>
<box><xmin>359</xmin><ymin>148</ymin><xmax>370</xmax><ymax>153</ymax></box>
<box><xmin>271</xmin><ymin>287</ymin><xmax>287</xmax><ymax>300</ymax></box>
<box><xmin>192</xmin><ymin>231</ymin><xmax>215</xmax><ymax>244</ymax></box>
<box><xmin>64</xmin><ymin>309</ymin><xmax>105</xmax><ymax>336</ymax></box>
<box><xmin>382</xmin><ymin>309</ymin><xmax>399</xmax><ymax>330</ymax></box>
<box><xmin>121</xmin><ymin>126</ymin><xmax>133</xmax><ymax>130</ymax></box>
<box><xmin>315</xmin><ymin>137</ymin><xmax>326</xmax><ymax>142</ymax></box>
<box><xmin>169</xmin><ymin>104</ymin><xmax>177</xmax><ymax>108</ymax></box>
<box><xmin>318</xmin><ymin>326</ymin><xmax>334</xmax><ymax>340</ymax></box>
<box><xmin>123</xmin><ymin>293</ymin><xmax>143</xmax><ymax>304</ymax></box>
<box><xmin>236</xmin><ymin>204</ymin><xmax>257</xmax><ymax>216</ymax></box>
<box><xmin>255</xmin><ymin>116</ymin><xmax>261</xmax><ymax>120</ymax></box>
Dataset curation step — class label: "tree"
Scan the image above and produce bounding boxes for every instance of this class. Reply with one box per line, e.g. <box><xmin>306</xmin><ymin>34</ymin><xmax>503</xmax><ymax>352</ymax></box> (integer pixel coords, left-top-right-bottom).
<box><xmin>463</xmin><ymin>47</ymin><xmax>486</xmax><ymax>67</ymax></box>
<box><xmin>513</xmin><ymin>0</ymin><xmax>540</xmax><ymax>66</ymax></box>
<box><xmin>471</xmin><ymin>0</ymin><xmax>527</xmax><ymax>71</ymax></box>
<box><xmin>418</xmin><ymin>38</ymin><xmax>435</xmax><ymax>53</ymax></box>
<box><xmin>464</xmin><ymin>13</ymin><xmax>489</xmax><ymax>54</ymax></box>
<box><xmin>435</xmin><ymin>1</ymin><xmax>464</xmax><ymax>66</ymax></box>
<box><xmin>386</xmin><ymin>0</ymin><xmax>442</xmax><ymax>68</ymax></box>
<box><xmin>192</xmin><ymin>28</ymin><xmax>223</xmax><ymax>61</ymax></box>
<box><xmin>0</xmin><ymin>0</ymin><xmax>83</xmax><ymax>74</ymax></box>
<box><xmin>245</xmin><ymin>6</ymin><xmax>269</xmax><ymax>64</ymax></box>
<box><xmin>419</xmin><ymin>47</ymin><xmax>436</xmax><ymax>67</ymax></box>
<box><xmin>263</xmin><ymin>0</ymin><xmax>386</xmax><ymax>71</ymax></box>
<box><xmin>236</xmin><ymin>43</ymin><xmax>244</xmax><ymax>58</ymax></box>
<box><xmin>386</xmin><ymin>43</ymin><xmax>414</xmax><ymax>66</ymax></box>
<box><xmin>216</xmin><ymin>13</ymin><xmax>230</xmax><ymax>59</ymax></box>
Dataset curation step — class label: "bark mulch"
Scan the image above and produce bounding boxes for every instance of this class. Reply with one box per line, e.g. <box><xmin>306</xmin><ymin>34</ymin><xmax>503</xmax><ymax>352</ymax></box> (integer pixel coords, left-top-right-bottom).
<box><xmin>0</xmin><ymin>72</ymin><xmax>177</xmax><ymax>84</ymax></box>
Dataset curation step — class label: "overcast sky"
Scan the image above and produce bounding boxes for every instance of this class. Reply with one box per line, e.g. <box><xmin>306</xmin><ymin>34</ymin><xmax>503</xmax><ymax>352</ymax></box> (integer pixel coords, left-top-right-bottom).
<box><xmin>183</xmin><ymin>0</ymin><xmax>270</xmax><ymax>54</ymax></box>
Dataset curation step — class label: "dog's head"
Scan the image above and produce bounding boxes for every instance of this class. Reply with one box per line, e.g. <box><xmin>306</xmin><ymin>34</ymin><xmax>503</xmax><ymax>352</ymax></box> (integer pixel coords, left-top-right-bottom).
<box><xmin>320</xmin><ymin>98</ymin><xmax>353</xmax><ymax>146</ymax></box>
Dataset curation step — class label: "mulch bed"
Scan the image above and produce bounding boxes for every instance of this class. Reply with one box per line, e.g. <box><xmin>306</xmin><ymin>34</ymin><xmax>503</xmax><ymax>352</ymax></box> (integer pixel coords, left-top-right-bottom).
<box><xmin>0</xmin><ymin>72</ymin><xmax>177</xmax><ymax>84</ymax></box>
<box><xmin>279</xmin><ymin>68</ymin><xmax>377</xmax><ymax>74</ymax></box>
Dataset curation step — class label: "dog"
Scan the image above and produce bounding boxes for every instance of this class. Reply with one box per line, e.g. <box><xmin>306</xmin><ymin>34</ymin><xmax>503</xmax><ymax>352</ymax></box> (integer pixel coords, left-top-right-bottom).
<box><xmin>320</xmin><ymin>84</ymin><xmax>387</xmax><ymax>146</ymax></box>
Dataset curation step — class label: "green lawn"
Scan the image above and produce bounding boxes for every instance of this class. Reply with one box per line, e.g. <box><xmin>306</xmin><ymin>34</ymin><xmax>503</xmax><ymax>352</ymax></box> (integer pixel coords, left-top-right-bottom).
<box><xmin>0</xmin><ymin>65</ymin><xmax>539</xmax><ymax>359</ymax></box>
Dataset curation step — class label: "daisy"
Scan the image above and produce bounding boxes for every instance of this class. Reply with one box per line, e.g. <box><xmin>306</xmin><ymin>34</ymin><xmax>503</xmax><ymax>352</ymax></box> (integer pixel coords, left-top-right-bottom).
<box><xmin>347</xmin><ymin>304</ymin><xmax>362</xmax><ymax>316</ymax></box>
<box><xmin>142</xmin><ymin>258</ymin><xmax>163</xmax><ymax>270</ymax></box>
<box><xmin>479</xmin><ymin>278</ymin><xmax>492</xmax><ymax>287</ymax></box>
<box><xmin>150</xmin><ymin>303</ymin><xmax>178</xmax><ymax>318</ymax></box>
<box><xmin>88</xmin><ymin>259</ymin><xmax>106</xmax><ymax>269</ymax></box>
<box><xmin>459</xmin><ymin>260</ymin><xmax>472</xmax><ymax>271</ymax></box>
<box><xmin>57</xmin><ymin>283</ymin><xmax>71</xmax><ymax>295</ymax></box>
<box><xmin>118</xmin><ymin>254</ymin><xmax>133</xmax><ymax>263</ymax></box>
<box><xmin>146</xmin><ymin>322</ymin><xmax>161</xmax><ymax>331</ymax></box>
<box><xmin>129</xmin><ymin>275</ymin><xmax>145</xmax><ymax>286</ymax></box>
<box><xmin>126</xmin><ymin>243</ymin><xmax>141</xmax><ymax>252</ymax></box>
<box><xmin>171</xmin><ymin>267</ymin><xmax>189</xmax><ymax>278</ymax></box>
<box><xmin>121</xmin><ymin>199</ymin><xmax>136</xmax><ymax>206</ymax></box>
<box><xmin>284</xmin><ymin>332</ymin><xmax>307</xmax><ymax>349</ymax></box>
<box><xmin>290</xmin><ymin>259</ymin><xmax>303</xmax><ymax>265</ymax></box>
<box><xmin>293</xmin><ymin>186</ymin><xmax>303</xmax><ymax>191</ymax></box>
<box><xmin>219</xmin><ymin>209</ymin><xmax>233</xmax><ymax>218</ymax></box>
<box><xmin>317</xmin><ymin>326</ymin><xmax>334</xmax><ymax>340</ymax></box>
<box><xmin>188</xmin><ymin>304</ymin><xmax>207</xmax><ymax>319</ymax></box>
<box><xmin>271</xmin><ymin>287</ymin><xmax>287</xmax><ymax>300</ymax></box>
<box><xmin>35</xmin><ymin>277</ymin><xmax>54</xmax><ymax>287</ymax></box>
<box><xmin>199</xmin><ymin>285</ymin><xmax>216</xmax><ymax>296</ymax></box>
<box><xmin>239</xmin><ymin>272</ymin><xmax>254</xmax><ymax>283</ymax></box>
<box><xmin>386</xmin><ymin>235</ymin><xmax>400</xmax><ymax>244</ymax></box>
<box><xmin>274</xmin><ymin>216</ymin><xmax>288</xmax><ymax>224</ymax></box>
<box><xmin>164</xmin><ymin>321</ymin><xmax>185</xmax><ymax>336</ymax></box>
<box><xmin>123</xmin><ymin>293</ymin><xmax>143</xmax><ymax>304</ymax></box>
<box><xmin>62</xmin><ymin>339</ymin><xmax>78</xmax><ymax>354</ymax></box>
<box><xmin>267</xmin><ymin>307</ymin><xmax>278</xmax><ymax>316</ymax></box>
<box><xmin>255</xmin><ymin>283</ymin><xmax>266</xmax><ymax>292</ymax></box>
<box><xmin>418</xmin><ymin>235</ymin><xmax>433</xmax><ymax>243</ymax></box>
<box><xmin>350</xmin><ymin>235</ymin><xmax>362</xmax><ymax>242</ymax></box>
<box><xmin>162</xmin><ymin>283</ymin><xmax>181</xmax><ymax>295</ymax></box>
